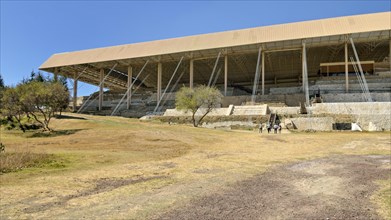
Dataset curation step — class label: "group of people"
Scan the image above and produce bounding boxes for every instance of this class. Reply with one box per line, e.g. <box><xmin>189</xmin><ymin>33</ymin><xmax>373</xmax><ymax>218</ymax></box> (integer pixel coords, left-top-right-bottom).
<box><xmin>258</xmin><ymin>122</ymin><xmax>281</xmax><ymax>134</ymax></box>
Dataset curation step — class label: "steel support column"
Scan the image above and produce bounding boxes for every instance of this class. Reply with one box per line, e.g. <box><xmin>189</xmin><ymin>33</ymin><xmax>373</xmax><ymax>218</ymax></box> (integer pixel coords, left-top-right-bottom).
<box><xmin>345</xmin><ymin>40</ymin><xmax>349</xmax><ymax>92</ymax></box>
<box><xmin>302</xmin><ymin>41</ymin><xmax>309</xmax><ymax>106</ymax></box>
<box><xmin>190</xmin><ymin>59</ymin><xmax>194</xmax><ymax>89</ymax></box>
<box><xmin>127</xmin><ymin>65</ymin><xmax>133</xmax><ymax>110</ymax></box>
<box><xmin>99</xmin><ymin>68</ymin><xmax>104</xmax><ymax>111</ymax></box>
<box><xmin>111</xmin><ymin>61</ymin><xmax>148</xmax><ymax>116</ymax></box>
<box><xmin>73</xmin><ymin>74</ymin><xmax>78</xmax><ymax>112</ymax></box>
<box><xmin>208</xmin><ymin>52</ymin><xmax>221</xmax><ymax>87</ymax></box>
<box><xmin>350</xmin><ymin>37</ymin><xmax>373</xmax><ymax>102</ymax></box>
<box><xmin>154</xmin><ymin>56</ymin><xmax>184</xmax><ymax>112</ymax></box>
<box><xmin>224</xmin><ymin>55</ymin><xmax>228</xmax><ymax>96</ymax></box>
<box><xmin>157</xmin><ymin>63</ymin><xmax>162</xmax><ymax>102</ymax></box>
<box><xmin>261</xmin><ymin>51</ymin><xmax>265</xmax><ymax>95</ymax></box>
<box><xmin>251</xmin><ymin>46</ymin><xmax>262</xmax><ymax>103</ymax></box>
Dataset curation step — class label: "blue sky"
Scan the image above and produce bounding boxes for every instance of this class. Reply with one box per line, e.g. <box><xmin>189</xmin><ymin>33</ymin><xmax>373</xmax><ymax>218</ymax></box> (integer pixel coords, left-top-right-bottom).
<box><xmin>1</xmin><ymin>0</ymin><xmax>390</xmax><ymax>96</ymax></box>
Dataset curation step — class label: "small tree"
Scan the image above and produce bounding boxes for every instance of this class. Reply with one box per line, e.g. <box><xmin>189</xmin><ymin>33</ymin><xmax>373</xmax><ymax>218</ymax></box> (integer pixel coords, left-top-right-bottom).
<box><xmin>176</xmin><ymin>85</ymin><xmax>223</xmax><ymax>127</ymax></box>
<box><xmin>1</xmin><ymin>87</ymin><xmax>26</xmax><ymax>132</ymax></box>
<box><xmin>1</xmin><ymin>81</ymin><xmax>69</xmax><ymax>132</ymax></box>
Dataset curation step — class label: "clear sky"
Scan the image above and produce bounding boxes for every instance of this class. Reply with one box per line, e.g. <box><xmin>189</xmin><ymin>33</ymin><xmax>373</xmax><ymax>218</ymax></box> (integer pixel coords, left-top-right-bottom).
<box><xmin>1</xmin><ymin>0</ymin><xmax>390</xmax><ymax>96</ymax></box>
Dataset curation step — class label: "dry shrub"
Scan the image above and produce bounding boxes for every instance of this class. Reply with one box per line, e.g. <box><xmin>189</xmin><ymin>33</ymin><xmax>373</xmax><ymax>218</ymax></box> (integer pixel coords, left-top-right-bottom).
<box><xmin>0</xmin><ymin>151</ymin><xmax>53</xmax><ymax>173</ymax></box>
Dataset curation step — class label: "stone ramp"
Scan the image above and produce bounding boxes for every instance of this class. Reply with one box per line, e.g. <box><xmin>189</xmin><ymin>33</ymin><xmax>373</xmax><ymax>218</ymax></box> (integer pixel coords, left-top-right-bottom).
<box><xmin>231</xmin><ymin>105</ymin><xmax>268</xmax><ymax>116</ymax></box>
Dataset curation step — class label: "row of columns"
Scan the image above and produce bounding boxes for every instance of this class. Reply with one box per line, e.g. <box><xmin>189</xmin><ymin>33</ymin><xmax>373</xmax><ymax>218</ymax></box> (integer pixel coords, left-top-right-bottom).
<box><xmin>78</xmin><ymin>37</ymin><xmax>391</xmax><ymax>112</ymax></box>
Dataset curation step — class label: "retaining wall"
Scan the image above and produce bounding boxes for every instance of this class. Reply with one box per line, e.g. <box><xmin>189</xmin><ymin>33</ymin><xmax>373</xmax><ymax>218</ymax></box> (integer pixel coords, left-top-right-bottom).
<box><xmin>290</xmin><ymin>117</ymin><xmax>335</xmax><ymax>131</ymax></box>
<box><xmin>164</xmin><ymin>105</ymin><xmax>268</xmax><ymax>117</ymax></box>
<box><xmin>201</xmin><ymin>121</ymin><xmax>255</xmax><ymax>129</ymax></box>
<box><xmin>269</xmin><ymin>107</ymin><xmax>300</xmax><ymax>115</ymax></box>
<box><xmin>232</xmin><ymin>105</ymin><xmax>268</xmax><ymax>116</ymax></box>
<box><xmin>163</xmin><ymin>107</ymin><xmax>231</xmax><ymax>117</ymax></box>
<box><xmin>356</xmin><ymin>114</ymin><xmax>391</xmax><ymax>131</ymax></box>
<box><xmin>321</xmin><ymin>93</ymin><xmax>391</xmax><ymax>102</ymax></box>
<box><xmin>309</xmin><ymin>102</ymin><xmax>391</xmax><ymax>115</ymax></box>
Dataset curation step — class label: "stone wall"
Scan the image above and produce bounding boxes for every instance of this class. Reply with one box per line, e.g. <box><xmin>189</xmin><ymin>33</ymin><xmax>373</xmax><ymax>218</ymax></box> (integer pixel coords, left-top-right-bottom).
<box><xmin>164</xmin><ymin>105</ymin><xmax>268</xmax><ymax>117</ymax></box>
<box><xmin>321</xmin><ymin>93</ymin><xmax>391</xmax><ymax>103</ymax></box>
<box><xmin>221</xmin><ymin>94</ymin><xmax>305</xmax><ymax>107</ymax></box>
<box><xmin>309</xmin><ymin>102</ymin><xmax>391</xmax><ymax>115</ymax></box>
<box><xmin>163</xmin><ymin>107</ymin><xmax>231</xmax><ymax>117</ymax></box>
<box><xmin>269</xmin><ymin>107</ymin><xmax>300</xmax><ymax>115</ymax></box>
<box><xmin>232</xmin><ymin>105</ymin><xmax>268</xmax><ymax>116</ymax></box>
<box><xmin>356</xmin><ymin>114</ymin><xmax>391</xmax><ymax>131</ymax></box>
<box><xmin>270</xmin><ymin>77</ymin><xmax>391</xmax><ymax>95</ymax></box>
<box><xmin>306</xmin><ymin>103</ymin><xmax>391</xmax><ymax>131</ymax></box>
<box><xmin>290</xmin><ymin>117</ymin><xmax>335</xmax><ymax>131</ymax></box>
<box><xmin>201</xmin><ymin>121</ymin><xmax>255</xmax><ymax>129</ymax></box>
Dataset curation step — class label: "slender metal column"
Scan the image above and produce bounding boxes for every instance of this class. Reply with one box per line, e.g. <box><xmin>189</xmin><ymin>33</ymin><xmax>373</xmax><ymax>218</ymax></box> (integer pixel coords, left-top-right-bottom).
<box><xmin>208</xmin><ymin>51</ymin><xmax>221</xmax><ymax>87</ymax></box>
<box><xmin>389</xmin><ymin>38</ymin><xmax>391</xmax><ymax>73</ymax></box>
<box><xmin>189</xmin><ymin>59</ymin><xmax>194</xmax><ymax>89</ymax></box>
<box><xmin>154</xmin><ymin>56</ymin><xmax>184</xmax><ymax>112</ymax></box>
<box><xmin>127</xmin><ymin>65</ymin><xmax>133</xmax><ymax>110</ymax></box>
<box><xmin>350</xmin><ymin>37</ymin><xmax>372</xmax><ymax>102</ymax></box>
<box><xmin>54</xmin><ymin>68</ymin><xmax>58</xmax><ymax>82</ymax></box>
<box><xmin>251</xmin><ymin>46</ymin><xmax>262</xmax><ymax>103</ymax></box>
<box><xmin>302</xmin><ymin>51</ymin><xmax>305</xmax><ymax>91</ymax></box>
<box><xmin>157</xmin><ymin>63</ymin><xmax>162</xmax><ymax>101</ymax></box>
<box><xmin>111</xmin><ymin>61</ymin><xmax>149</xmax><ymax>116</ymax></box>
<box><xmin>99</xmin><ymin>69</ymin><xmax>104</xmax><ymax>111</ymax></box>
<box><xmin>302</xmin><ymin>41</ymin><xmax>309</xmax><ymax>106</ymax></box>
<box><xmin>73</xmin><ymin>74</ymin><xmax>78</xmax><ymax>112</ymax></box>
<box><xmin>261</xmin><ymin>51</ymin><xmax>265</xmax><ymax>95</ymax></box>
<box><xmin>77</xmin><ymin>64</ymin><xmax>117</xmax><ymax>113</ymax></box>
<box><xmin>345</xmin><ymin>40</ymin><xmax>349</xmax><ymax>92</ymax></box>
<box><xmin>224</xmin><ymin>55</ymin><xmax>228</xmax><ymax>96</ymax></box>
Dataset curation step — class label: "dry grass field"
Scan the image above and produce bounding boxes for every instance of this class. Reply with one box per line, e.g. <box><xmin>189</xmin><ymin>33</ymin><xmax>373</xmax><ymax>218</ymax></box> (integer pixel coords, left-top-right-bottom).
<box><xmin>0</xmin><ymin>113</ymin><xmax>390</xmax><ymax>219</ymax></box>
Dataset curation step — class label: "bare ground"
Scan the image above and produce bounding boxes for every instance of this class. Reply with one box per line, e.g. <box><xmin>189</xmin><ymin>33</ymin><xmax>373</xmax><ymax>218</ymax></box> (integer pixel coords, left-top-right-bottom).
<box><xmin>157</xmin><ymin>155</ymin><xmax>391</xmax><ymax>220</ymax></box>
<box><xmin>1</xmin><ymin>114</ymin><xmax>390</xmax><ymax>219</ymax></box>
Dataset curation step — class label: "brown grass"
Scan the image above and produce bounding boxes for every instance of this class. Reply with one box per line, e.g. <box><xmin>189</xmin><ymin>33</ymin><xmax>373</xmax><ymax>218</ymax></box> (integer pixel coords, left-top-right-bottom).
<box><xmin>0</xmin><ymin>113</ymin><xmax>389</xmax><ymax>219</ymax></box>
<box><xmin>0</xmin><ymin>151</ymin><xmax>53</xmax><ymax>173</ymax></box>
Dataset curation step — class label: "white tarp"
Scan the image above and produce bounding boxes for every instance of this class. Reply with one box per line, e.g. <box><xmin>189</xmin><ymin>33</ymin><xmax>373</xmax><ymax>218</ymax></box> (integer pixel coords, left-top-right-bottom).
<box><xmin>351</xmin><ymin>123</ymin><xmax>362</xmax><ymax>131</ymax></box>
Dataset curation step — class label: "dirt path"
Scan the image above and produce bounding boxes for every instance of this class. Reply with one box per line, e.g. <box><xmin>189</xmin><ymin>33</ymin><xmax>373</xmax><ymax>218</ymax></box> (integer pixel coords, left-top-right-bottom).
<box><xmin>157</xmin><ymin>155</ymin><xmax>390</xmax><ymax>219</ymax></box>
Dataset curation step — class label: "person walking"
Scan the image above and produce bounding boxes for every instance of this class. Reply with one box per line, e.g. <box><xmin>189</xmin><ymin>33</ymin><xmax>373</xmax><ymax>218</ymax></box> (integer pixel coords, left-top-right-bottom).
<box><xmin>273</xmin><ymin>124</ymin><xmax>278</xmax><ymax>134</ymax></box>
<box><xmin>278</xmin><ymin>124</ymin><xmax>282</xmax><ymax>134</ymax></box>
<box><xmin>267</xmin><ymin>122</ymin><xmax>271</xmax><ymax>133</ymax></box>
<box><xmin>258</xmin><ymin>123</ymin><xmax>263</xmax><ymax>133</ymax></box>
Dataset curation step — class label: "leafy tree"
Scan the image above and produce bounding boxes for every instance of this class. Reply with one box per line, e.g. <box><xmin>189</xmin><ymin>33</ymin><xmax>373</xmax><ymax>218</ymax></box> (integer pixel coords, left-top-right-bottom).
<box><xmin>0</xmin><ymin>73</ymin><xmax>4</xmax><ymax>88</ymax></box>
<box><xmin>0</xmin><ymin>74</ymin><xmax>5</xmax><ymax>108</ymax></box>
<box><xmin>22</xmin><ymin>70</ymin><xmax>68</xmax><ymax>85</ymax></box>
<box><xmin>22</xmin><ymin>70</ymin><xmax>46</xmax><ymax>84</ymax></box>
<box><xmin>1</xmin><ymin>87</ymin><xmax>26</xmax><ymax>132</ymax></box>
<box><xmin>1</xmin><ymin>81</ymin><xmax>69</xmax><ymax>132</ymax></box>
<box><xmin>176</xmin><ymin>85</ymin><xmax>223</xmax><ymax>127</ymax></box>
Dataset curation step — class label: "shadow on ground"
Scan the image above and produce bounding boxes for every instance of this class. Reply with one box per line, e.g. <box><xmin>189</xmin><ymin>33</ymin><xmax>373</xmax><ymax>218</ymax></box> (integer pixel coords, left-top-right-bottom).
<box><xmin>28</xmin><ymin>129</ymin><xmax>85</xmax><ymax>138</ymax></box>
<box><xmin>55</xmin><ymin>115</ymin><xmax>87</xmax><ymax>120</ymax></box>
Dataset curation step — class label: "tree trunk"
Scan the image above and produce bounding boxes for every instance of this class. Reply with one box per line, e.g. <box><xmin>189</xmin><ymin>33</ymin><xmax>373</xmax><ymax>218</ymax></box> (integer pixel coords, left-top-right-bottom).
<box><xmin>192</xmin><ymin>112</ymin><xmax>197</xmax><ymax>127</ymax></box>
<box><xmin>197</xmin><ymin>111</ymin><xmax>210</xmax><ymax>127</ymax></box>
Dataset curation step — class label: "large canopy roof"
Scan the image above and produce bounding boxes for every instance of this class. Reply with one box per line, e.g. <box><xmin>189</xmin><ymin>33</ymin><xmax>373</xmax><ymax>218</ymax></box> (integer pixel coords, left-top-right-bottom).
<box><xmin>39</xmin><ymin>12</ymin><xmax>390</xmax><ymax>92</ymax></box>
<box><xmin>40</xmin><ymin>12</ymin><xmax>390</xmax><ymax>70</ymax></box>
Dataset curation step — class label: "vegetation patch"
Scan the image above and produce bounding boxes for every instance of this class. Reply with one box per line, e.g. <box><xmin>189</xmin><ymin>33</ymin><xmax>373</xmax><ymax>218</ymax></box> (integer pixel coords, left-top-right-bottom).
<box><xmin>0</xmin><ymin>151</ymin><xmax>63</xmax><ymax>173</ymax></box>
<box><xmin>27</xmin><ymin>129</ymin><xmax>84</xmax><ymax>138</ymax></box>
<box><xmin>373</xmin><ymin>179</ymin><xmax>391</xmax><ymax>219</ymax></box>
